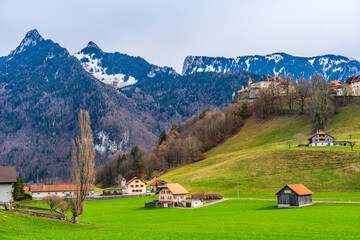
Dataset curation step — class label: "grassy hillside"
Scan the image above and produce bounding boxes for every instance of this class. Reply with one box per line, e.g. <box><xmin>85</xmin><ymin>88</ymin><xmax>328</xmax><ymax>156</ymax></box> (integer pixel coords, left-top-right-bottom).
<box><xmin>2</xmin><ymin>198</ymin><xmax>360</xmax><ymax>239</ymax></box>
<box><xmin>160</xmin><ymin>107</ymin><xmax>360</xmax><ymax>200</ymax></box>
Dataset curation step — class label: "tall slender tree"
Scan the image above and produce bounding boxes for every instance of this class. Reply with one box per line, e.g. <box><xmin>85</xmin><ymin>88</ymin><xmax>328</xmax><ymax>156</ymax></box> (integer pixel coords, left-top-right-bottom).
<box><xmin>71</xmin><ymin>109</ymin><xmax>95</xmax><ymax>223</ymax></box>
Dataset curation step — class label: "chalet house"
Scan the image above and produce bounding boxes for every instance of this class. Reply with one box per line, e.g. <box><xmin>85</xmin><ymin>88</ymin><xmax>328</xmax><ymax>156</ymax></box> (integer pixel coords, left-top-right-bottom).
<box><xmin>122</xmin><ymin>177</ymin><xmax>146</xmax><ymax>195</ymax></box>
<box><xmin>156</xmin><ymin>183</ymin><xmax>189</xmax><ymax>207</ymax></box>
<box><xmin>0</xmin><ymin>166</ymin><xmax>17</xmax><ymax>204</ymax></box>
<box><xmin>30</xmin><ymin>184</ymin><xmax>95</xmax><ymax>200</ymax></box>
<box><xmin>276</xmin><ymin>184</ymin><xmax>313</xmax><ymax>208</ymax></box>
<box><xmin>150</xmin><ymin>180</ymin><xmax>167</xmax><ymax>192</ymax></box>
<box><xmin>308</xmin><ymin>131</ymin><xmax>334</xmax><ymax>146</ymax></box>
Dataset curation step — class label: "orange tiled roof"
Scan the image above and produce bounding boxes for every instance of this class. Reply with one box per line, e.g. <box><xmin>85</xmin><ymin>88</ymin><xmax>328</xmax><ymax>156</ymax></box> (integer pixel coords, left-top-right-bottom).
<box><xmin>329</xmin><ymin>80</ymin><xmax>341</xmax><ymax>87</ymax></box>
<box><xmin>126</xmin><ymin>177</ymin><xmax>145</xmax><ymax>185</ymax></box>
<box><xmin>157</xmin><ymin>183</ymin><xmax>189</xmax><ymax>195</ymax></box>
<box><xmin>287</xmin><ymin>184</ymin><xmax>313</xmax><ymax>195</ymax></box>
<box><xmin>24</xmin><ymin>187</ymin><xmax>30</xmax><ymax>192</ymax></box>
<box><xmin>150</xmin><ymin>180</ymin><xmax>165</xmax><ymax>186</ymax></box>
<box><xmin>30</xmin><ymin>184</ymin><xmax>95</xmax><ymax>192</ymax></box>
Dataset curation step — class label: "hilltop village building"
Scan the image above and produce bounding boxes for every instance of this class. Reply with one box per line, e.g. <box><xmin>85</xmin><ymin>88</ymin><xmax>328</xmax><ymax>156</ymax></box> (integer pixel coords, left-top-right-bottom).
<box><xmin>0</xmin><ymin>167</ymin><xmax>17</xmax><ymax>204</ymax></box>
<box><xmin>30</xmin><ymin>184</ymin><xmax>95</xmax><ymax>200</ymax></box>
<box><xmin>233</xmin><ymin>74</ymin><xmax>360</xmax><ymax>102</ymax></box>
<box><xmin>276</xmin><ymin>184</ymin><xmax>313</xmax><ymax>208</ymax></box>
<box><xmin>232</xmin><ymin>76</ymin><xmax>295</xmax><ymax>102</ymax></box>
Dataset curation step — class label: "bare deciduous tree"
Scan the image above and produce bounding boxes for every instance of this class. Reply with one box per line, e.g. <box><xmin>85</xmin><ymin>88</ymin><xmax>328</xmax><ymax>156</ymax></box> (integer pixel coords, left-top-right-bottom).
<box><xmin>115</xmin><ymin>174</ymin><xmax>123</xmax><ymax>188</ymax></box>
<box><xmin>59</xmin><ymin>200</ymin><xmax>71</xmax><ymax>214</ymax></box>
<box><xmin>71</xmin><ymin>109</ymin><xmax>95</xmax><ymax>223</ymax></box>
<box><xmin>295</xmin><ymin>77</ymin><xmax>310</xmax><ymax>114</ymax></box>
<box><xmin>294</xmin><ymin>133</ymin><xmax>306</xmax><ymax>145</ymax></box>
<box><xmin>307</xmin><ymin>89</ymin><xmax>334</xmax><ymax>131</ymax></box>
<box><xmin>253</xmin><ymin>88</ymin><xmax>274</xmax><ymax>119</ymax></box>
<box><xmin>280</xmin><ymin>73</ymin><xmax>295</xmax><ymax>112</ymax></box>
<box><xmin>43</xmin><ymin>194</ymin><xmax>62</xmax><ymax>213</ymax></box>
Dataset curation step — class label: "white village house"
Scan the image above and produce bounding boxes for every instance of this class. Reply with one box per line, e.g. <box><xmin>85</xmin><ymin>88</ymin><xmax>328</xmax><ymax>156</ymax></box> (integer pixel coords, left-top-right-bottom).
<box><xmin>0</xmin><ymin>166</ymin><xmax>17</xmax><ymax>204</ymax></box>
<box><xmin>30</xmin><ymin>184</ymin><xmax>95</xmax><ymax>200</ymax></box>
<box><xmin>122</xmin><ymin>177</ymin><xmax>146</xmax><ymax>195</ymax></box>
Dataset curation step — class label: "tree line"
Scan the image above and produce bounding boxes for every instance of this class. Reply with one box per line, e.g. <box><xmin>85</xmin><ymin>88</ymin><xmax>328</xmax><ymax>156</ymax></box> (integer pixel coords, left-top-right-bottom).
<box><xmin>96</xmin><ymin>102</ymin><xmax>250</xmax><ymax>188</ymax></box>
<box><xmin>253</xmin><ymin>73</ymin><xmax>342</xmax><ymax>131</ymax></box>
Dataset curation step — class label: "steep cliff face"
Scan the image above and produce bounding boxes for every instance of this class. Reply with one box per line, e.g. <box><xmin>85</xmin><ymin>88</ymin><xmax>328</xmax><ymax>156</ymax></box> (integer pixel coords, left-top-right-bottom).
<box><xmin>182</xmin><ymin>52</ymin><xmax>360</xmax><ymax>81</ymax></box>
<box><xmin>0</xmin><ymin>30</ymin><xmax>158</xmax><ymax>182</ymax></box>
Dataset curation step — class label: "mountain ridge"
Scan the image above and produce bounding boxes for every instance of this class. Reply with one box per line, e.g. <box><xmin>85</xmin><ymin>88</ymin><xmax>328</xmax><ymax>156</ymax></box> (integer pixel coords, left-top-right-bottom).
<box><xmin>182</xmin><ymin>52</ymin><xmax>360</xmax><ymax>81</ymax></box>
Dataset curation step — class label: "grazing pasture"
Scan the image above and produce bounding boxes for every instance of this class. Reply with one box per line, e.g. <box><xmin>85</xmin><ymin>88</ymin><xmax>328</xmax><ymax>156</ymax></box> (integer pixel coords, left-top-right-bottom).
<box><xmin>1</xmin><ymin>198</ymin><xmax>360</xmax><ymax>239</ymax></box>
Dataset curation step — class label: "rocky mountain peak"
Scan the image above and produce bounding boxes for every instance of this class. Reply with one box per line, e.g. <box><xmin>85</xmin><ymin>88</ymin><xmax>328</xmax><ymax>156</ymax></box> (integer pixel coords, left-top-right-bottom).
<box><xmin>10</xmin><ymin>29</ymin><xmax>44</xmax><ymax>55</ymax></box>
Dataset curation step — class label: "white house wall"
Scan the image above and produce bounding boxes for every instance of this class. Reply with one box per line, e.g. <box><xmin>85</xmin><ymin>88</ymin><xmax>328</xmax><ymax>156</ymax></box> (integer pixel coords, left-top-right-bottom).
<box><xmin>0</xmin><ymin>183</ymin><xmax>13</xmax><ymax>203</ymax></box>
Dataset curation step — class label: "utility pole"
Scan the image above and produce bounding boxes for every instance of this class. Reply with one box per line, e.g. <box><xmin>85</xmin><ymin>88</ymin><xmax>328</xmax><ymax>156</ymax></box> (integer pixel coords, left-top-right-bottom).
<box><xmin>238</xmin><ymin>183</ymin><xmax>240</xmax><ymax>200</ymax></box>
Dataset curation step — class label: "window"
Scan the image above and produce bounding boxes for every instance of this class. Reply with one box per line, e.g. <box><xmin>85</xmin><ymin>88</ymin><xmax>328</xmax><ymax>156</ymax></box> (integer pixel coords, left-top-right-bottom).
<box><xmin>136</xmin><ymin>185</ymin><xmax>139</xmax><ymax>188</ymax></box>
<box><xmin>131</xmin><ymin>185</ymin><xmax>134</xmax><ymax>188</ymax></box>
<box><xmin>140</xmin><ymin>185</ymin><xmax>144</xmax><ymax>187</ymax></box>
<box><xmin>139</xmin><ymin>189</ymin><xmax>142</xmax><ymax>192</ymax></box>
<box><xmin>135</xmin><ymin>180</ymin><xmax>139</xmax><ymax>183</ymax></box>
<box><xmin>132</xmin><ymin>190</ymin><xmax>135</xmax><ymax>192</ymax></box>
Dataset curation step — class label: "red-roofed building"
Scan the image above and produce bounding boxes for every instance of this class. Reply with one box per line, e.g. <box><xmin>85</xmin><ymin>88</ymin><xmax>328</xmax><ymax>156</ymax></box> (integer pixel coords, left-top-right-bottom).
<box><xmin>276</xmin><ymin>184</ymin><xmax>313</xmax><ymax>208</ymax></box>
<box><xmin>122</xmin><ymin>177</ymin><xmax>146</xmax><ymax>195</ymax></box>
<box><xmin>150</xmin><ymin>180</ymin><xmax>167</xmax><ymax>192</ymax></box>
<box><xmin>30</xmin><ymin>184</ymin><xmax>95</xmax><ymax>200</ymax></box>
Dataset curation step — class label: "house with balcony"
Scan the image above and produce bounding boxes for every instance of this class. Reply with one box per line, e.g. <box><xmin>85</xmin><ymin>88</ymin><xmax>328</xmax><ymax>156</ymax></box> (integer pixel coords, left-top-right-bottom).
<box><xmin>308</xmin><ymin>131</ymin><xmax>334</xmax><ymax>146</ymax></box>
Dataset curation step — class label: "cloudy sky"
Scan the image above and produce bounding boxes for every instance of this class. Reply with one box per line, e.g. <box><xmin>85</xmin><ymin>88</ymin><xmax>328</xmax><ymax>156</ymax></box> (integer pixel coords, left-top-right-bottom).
<box><xmin>0</xmin><ymin>0</ymin><xmax>359</xmax><ymax>73</ymax></box>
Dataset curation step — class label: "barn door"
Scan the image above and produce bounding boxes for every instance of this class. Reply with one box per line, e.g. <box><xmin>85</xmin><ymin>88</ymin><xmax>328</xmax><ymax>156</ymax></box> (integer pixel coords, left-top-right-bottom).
<box><xmin>289</xmin><ymin>195</ymin><xmax>296</xmax><ymax>206</ymax></box>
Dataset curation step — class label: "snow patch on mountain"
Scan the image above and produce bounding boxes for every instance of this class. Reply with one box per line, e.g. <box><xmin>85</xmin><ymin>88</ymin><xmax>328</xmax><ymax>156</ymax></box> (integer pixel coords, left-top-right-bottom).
<box><xmin>74</xmin><ymin>52</ymin><xmax>137</xmax><ymax>88</ymax></box>
<box><xmin>95</xmin><ymin>130</ymin><xmax>129</xmax><ymax>154</ymax></box>
<box><xmin>265</xmin><ymin>54</ymin><xmax>283</xmax><ymax>63</ymax></box>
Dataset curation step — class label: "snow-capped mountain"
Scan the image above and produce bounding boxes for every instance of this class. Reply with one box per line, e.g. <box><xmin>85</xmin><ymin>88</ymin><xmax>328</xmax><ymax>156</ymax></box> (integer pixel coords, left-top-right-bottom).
<box><xmin>74</xmin><ymin>42</ymin><xmax>178</xmax><ymax>89</ymax></box>
<box><xmin>182</xmin><ymin>53</ymin><xmax>360</xmax><ymax>82</ymax></box>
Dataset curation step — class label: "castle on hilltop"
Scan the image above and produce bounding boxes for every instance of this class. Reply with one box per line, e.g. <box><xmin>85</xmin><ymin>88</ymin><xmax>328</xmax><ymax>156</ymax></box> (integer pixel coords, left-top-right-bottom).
<box><xmin>232</xmin><ymin>76</ymin><xmax>295</xmax><ymax>102</ymax></box>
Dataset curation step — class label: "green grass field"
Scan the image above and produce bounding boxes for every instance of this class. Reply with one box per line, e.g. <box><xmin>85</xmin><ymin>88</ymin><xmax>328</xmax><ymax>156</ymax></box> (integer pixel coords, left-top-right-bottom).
<box><xmin>2</xmin><ymin>107</ymin><xmax>360</xmax><ymax>239</ymax></box>
<box><xmin>160</xmin><ymin>107</ymin><xmax>360</xmax><ymax>199</ymax></box>
<box><xmin>1</xmin><ymin>197</ymin><xmax>360</xmax><ymax>239</ymax></box>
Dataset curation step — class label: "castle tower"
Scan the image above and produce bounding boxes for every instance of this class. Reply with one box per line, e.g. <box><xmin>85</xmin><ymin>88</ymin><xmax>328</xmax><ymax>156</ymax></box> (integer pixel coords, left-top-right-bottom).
<box><xmin>248</xmin><ymin>77</ymin><xmax>252</xmax><ymax>86</ymax></box>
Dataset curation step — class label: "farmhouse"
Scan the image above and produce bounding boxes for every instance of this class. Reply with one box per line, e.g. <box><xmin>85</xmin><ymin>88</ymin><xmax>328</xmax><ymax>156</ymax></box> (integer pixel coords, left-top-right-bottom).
<box><xmin>276</xmin><ymin>184</ymin><xmax>313</xmax><ymax>208</ymax></box>
<box><xmin>308</xmin><ymin>131</ymin><xmax>334</xmax><ymax>146</ymax></box>
<box><xmin>122</xmin><ymin>177</ymin><xmax>146</xmax><ymax>195</ymax></box>
<box><xmin>0</xmin><ymin>166</ymin><xmax>17</xmax><ymax>204</ymax></box>
<box><xmin>156</xmin><ymin>183</ymin><xmax>189</xmax><ymax>207</ymax></box>
<box><xmin>30</xmin><ymin>184</ymin><xmax>95</xmax><ymax>200</ymax></box>
<box><xmin>150</xmin><ymin>180</ymin><xmax>167</xmax><ymax>192</ymax></box>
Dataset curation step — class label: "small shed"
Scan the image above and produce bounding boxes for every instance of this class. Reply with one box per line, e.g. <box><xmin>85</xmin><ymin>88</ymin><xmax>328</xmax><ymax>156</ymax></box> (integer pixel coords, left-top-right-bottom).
<box><xmin>276</xmin><ymin>184</ymin><xmax>313</xmax><ymax>208</ymax></box>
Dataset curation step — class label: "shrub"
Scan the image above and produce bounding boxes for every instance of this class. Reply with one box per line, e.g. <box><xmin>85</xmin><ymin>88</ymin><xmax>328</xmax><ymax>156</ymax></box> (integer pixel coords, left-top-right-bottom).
<box><xmin>204</xmin><ymin>192</ymin><xmax>223</xmax><ymax>200</ymax></box>
<box><xmin>191</xmin><ymin>191</ymin><xmax>205</xmax><ymax>200</ymax></box>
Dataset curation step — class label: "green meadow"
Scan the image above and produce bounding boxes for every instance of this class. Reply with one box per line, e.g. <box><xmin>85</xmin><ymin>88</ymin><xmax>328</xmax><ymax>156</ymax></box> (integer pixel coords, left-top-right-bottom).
<box><xmin>1</xmin><ymin>198</ymin><xmax>360</xmax><ymax>239</ymax></box>
<box><xmin>160</xmin><ymin>107</ymin><xmax>360</xmax><ymax>199</ymax></box>
<box><xmin>2</xmin><ymin>107</ymin><xmax>360</xmax><ymax>239</ymax></box>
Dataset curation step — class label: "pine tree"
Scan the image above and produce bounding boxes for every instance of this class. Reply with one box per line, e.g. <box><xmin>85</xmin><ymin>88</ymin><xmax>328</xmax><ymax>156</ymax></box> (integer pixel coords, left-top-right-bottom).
<box><xmin>158</xmin><ymin>130</ymin><xmax>167</xmax><ymax>145</ymax></box>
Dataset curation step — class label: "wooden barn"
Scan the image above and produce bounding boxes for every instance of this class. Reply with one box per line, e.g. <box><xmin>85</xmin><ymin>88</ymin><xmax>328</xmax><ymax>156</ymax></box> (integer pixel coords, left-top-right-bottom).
<box><xmin>276</xmin><ymin>184</ymin><xmax>313</xmax><ymax>208</ymax></box>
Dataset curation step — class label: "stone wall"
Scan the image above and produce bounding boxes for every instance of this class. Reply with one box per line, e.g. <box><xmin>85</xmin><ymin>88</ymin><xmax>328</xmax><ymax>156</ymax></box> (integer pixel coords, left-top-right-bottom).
<box><xmin>14</xmin><ymin>209</ymin><xmax>67</xmax><ymax>221</ymax></box>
